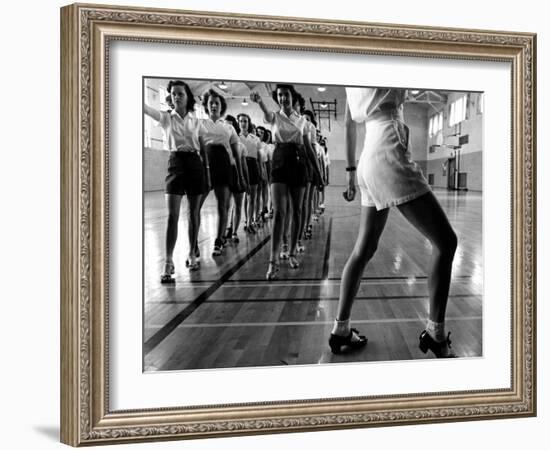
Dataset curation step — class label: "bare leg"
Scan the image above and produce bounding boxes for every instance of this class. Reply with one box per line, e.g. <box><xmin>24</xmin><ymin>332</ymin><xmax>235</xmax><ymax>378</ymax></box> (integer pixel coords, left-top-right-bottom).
<box><xmin>243</xmin><ymin>189</ymin><xmax>249</xmax><ymax>227</ymax></box>
<box><xmin>396</xmin><ymin>192</ymin><xmax>457</xmax><ymax>323</ymax></box>
<box><xmin>288</xmin><ymin>186</ymin><xmax>305</xmax><ymax>257</ymax></box>
<box><xmin>165</xmin><ymin>194</ymin><xmax>184</xmax><ymax>265</ymax></box>
<box><xmin>226</xmin><ymin>195</ymin><xmax>234</xmax><ymax>236</ymax></box>
<box><xmin>282</xmin><ymin>192</ymin><xmax>291</xmax><ymax>246</ymax></box>
<box><xmin>247</xmin><ymin>185</ymin><xmax>257</xmax><ymax>230</ymax></box>
<box><xmin>307</xmin><ymin>183</ymin><xmax>316</xmax><ymax>226</ymax></box>
<box><xmin>270</xmin><ymin>182</ymin><xmax>289</xmax><ymax>262</ymax></box>
<box><xmin>193</xmin><ymin>191</ymin><xmax>208</xmax><ymax>255</ymax></box>
<box><xmin>298</xmin><ymin>182</ymin><xmax>311</xmax><ymax>242</ymax></box>
<box><xmin>336</xmin><ymin>206</ymin><xmax>390</xmax><ymax>321</ymax></box>
<box><xmin>187</xmin><ymin>194</ymin><xmax>204</xmax><ymax>262</ymax></box>
<box><xmin>255</xmin><ymin>182</ymin><xmax>263</xmax><ymax>221</ymax></box>
<box><xmin>329</xmin><ymin>205</ymin><xmax>389</xmax><ymax>352</ymax></box>
<box><xmin>262</xmin><ymin>181</ymin><xmax>269</xmax><ymax>215</ymax></box>
<box><xmin>312</xmin><ymin>186</ymin><xmax>319</xmax><ymax>213</ymax></box>
<box><xmin>213</xmin><ymin>186</ymin><xmax>231</xmax><ymax>241</ymax></box>
<box><xmin>231</xmin><ymin>192</ymin><xmax>244</xmax><ymax>233</ymax></box>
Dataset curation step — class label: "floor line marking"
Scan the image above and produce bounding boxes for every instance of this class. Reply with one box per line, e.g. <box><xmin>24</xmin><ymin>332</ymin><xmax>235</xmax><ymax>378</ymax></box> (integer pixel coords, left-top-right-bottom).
<box><xmin>143</xmin><ymin>234</ymin><xmax>271</xmax><ymax>356</ymax></box>
<box><xmin>146</xmin><ymin>294</ymin><xmax>481</xmax><ymax>305</ymax></box>
<box><xmin>166</xmin><ymin>275</ymin><xmax>475</xmax><ymax>286</ymax></box>
<box><xmin>169</xmin><ymin>278</ymin><xmax>479</xmax><ymax>289</ymax></box>
<box><xmin>321</xmin><ymin>217</ymin><xmax>333</xmax><ymax>280</ymax></box>
<box><xmin>146</xmin><ymin>316</ymin><xmax>482</xmax><ymax>329</ymax></box>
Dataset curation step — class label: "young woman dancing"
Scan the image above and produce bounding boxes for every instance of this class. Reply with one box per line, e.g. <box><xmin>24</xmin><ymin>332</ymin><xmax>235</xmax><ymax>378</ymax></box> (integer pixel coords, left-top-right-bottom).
<box><xmin>255</xmin><ymin>126</ymin><xmax>271</xmax><ymax>225</ymax></box>
<box><xmin>201</xmin><ymin>89</ymin><xmax>246</xmax><ymax>256</ymax></box>
<box><xmin>222</xmin><ymin>115</ymin><xmax>250</xmax><ymax>243</ymax></box>
<box><xmin>299</xmin><ymin>109</ymin><xmax>323</xmax><ymax>247</ymax></box>
<box><xmin>237</xmin><ymin>113</ymin><xmax>262</xmax><ymax>234</ymax></box>
<box><xmin>264</xmin><ymin>130</ymin><xmax>275</xmax><ymax>219</ymax></box>
<box><xmin>250</xmin><ymin>84</ymin><xmax>312</xmax><ymax>278</ymax></box>
<box><xmin>144</xmin><ymin>80</ymin><xmax>210</xmax><ymax>281</ymax></box>
<box><xmin>316</xmin><ymin>135</ymin><xmax>329</xmax><ymax>214</ymax></box>
<box><xmin>329</xmin><ymin>87</ymin><xmax>458</xmax><ymax>358</ymax></box>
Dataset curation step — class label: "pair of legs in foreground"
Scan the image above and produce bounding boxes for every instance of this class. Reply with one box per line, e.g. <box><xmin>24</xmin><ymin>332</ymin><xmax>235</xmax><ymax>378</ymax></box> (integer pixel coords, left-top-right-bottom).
<box><xmin>330</xmin><ymin>190</ymin><xmax>458</xmax><ymax>358</ymax></box>
<box><xmin>162</xmin><ymin>191</ymin><xmax>207</xmax><ymax>280</ymax></box>
<box><xmin>268</xmin><ymin>181</ymin><xmax>305</xmax><ymax>278</ymax></box>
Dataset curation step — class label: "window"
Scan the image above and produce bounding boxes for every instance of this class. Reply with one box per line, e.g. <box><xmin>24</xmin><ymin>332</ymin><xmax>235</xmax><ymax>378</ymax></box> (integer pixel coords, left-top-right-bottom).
<box><xmin>477</xmin><ymin>93</ymin><xmax>484</xmax><ymax>115</ymax></box>
<box><xmin>449</xmin><ymin>95</ymin><xmax>468</xmax><ymax>126</ymax></box>
<box><xmin>144</xmin><ymin>125</ymin><xmax>151</xmax><ymax>148</ymax></box>
<box><xmin>429</xmin><ymin>111</ymin><xmax>443</xmax><ymax>137</ymax></box>
<box><xmin>159</xmin><ymin>86</ymin><xmax>169</xmax><ymax>110</ymax></box>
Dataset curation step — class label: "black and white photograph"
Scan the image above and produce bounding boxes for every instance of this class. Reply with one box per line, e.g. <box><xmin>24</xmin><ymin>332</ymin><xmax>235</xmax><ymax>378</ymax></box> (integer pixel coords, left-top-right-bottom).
<box><xmin>142</xmin><ymin>78</ymin><xmax>484</xmax><ymax>371</ymax></box>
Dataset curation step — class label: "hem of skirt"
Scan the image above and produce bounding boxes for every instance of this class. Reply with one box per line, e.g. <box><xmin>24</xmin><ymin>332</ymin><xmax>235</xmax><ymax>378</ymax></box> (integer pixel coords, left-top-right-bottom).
<box><xmin>372</xmin><ymin>186</ymin><xmax>432</xmax><ymax>211</ymax></box>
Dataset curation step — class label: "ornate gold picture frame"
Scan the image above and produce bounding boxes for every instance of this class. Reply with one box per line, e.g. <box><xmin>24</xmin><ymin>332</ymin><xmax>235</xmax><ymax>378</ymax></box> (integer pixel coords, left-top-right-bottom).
<box><xmin>60</xmin><ymin>3</ymin><xmax>536</xmax><ymax>446</ymax></box>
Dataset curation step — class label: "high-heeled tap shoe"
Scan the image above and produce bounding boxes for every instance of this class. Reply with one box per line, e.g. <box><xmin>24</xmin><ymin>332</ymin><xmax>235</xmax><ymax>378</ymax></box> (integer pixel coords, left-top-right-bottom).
<box><xmin>329</xmin><ymin>328</ymin><xmax>367</xmax><ymax>354</ymax></box>
<box><xmin>266</xmin><ymin>261</ymin><xmax>280</xmax><ymax>280</ymax></box>
<box><xmin>418</xmin><ymin>330</ymin><xmax>457</xmax><ymax>358</ymax></box>
<box><xmin>160</xmin><ymin>261</ymin><xmax>175</xmax><ymax>284</ymax></box>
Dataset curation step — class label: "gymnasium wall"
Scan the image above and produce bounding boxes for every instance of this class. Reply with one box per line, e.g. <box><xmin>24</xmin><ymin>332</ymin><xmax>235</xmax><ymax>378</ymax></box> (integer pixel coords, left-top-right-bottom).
<box><xmin>143</xmin><ymin>79</ymin><xmax>482</xmax><ymax>191</ymax></box>
<box><xmin>426</xmin><ymin>151</ymin><xmax>483</xmax><ymax>191</ymax></box>
<box><xmin>426</xmin><ymin>92</ymin><xmax>484</xmax><ymax>191</ymax></box>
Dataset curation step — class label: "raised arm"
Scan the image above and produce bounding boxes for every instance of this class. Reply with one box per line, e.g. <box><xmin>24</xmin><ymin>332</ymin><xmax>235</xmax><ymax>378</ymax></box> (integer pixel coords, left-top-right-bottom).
<box><xmin>144</xmin><ymin>103</ymin><xmax>161</xmax><ymax>122</ymax></box>
<box><xmin>250</xmin><ymin>92</ymin><xmax>275</xmax><ymax>124</ymax></box>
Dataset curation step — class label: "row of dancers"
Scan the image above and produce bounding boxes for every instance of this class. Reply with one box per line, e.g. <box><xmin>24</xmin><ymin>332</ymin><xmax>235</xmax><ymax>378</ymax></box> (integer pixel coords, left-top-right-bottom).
<box><xmin>144</xmin><ymin>81</ymin><xmax>330</xmax><ymax>282</ymax></box>
<box><xmin>145</xmin><ymin>81</ymin><xmax>459</xmax><ymax>358</ymax></box>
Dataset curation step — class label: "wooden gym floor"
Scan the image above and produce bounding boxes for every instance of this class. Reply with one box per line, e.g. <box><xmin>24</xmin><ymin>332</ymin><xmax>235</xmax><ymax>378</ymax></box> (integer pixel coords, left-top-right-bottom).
<box><xmin>143</xmin><ymin>186</ymin><xmax>482</xmax><ymax>371</ymax></box>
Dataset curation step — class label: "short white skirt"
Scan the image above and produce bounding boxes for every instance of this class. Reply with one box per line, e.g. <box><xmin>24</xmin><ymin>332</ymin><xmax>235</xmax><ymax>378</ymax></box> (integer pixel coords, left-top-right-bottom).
<box><xmin>357</xmin><ymin>111</ymin><xmax>431</xmax><ymax>210</ymax></box>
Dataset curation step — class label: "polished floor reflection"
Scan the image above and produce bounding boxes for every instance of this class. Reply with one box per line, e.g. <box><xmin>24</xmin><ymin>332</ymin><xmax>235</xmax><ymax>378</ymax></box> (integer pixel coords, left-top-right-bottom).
<box><xmin>144</xmin><ymin>187</ymin><xmax>482</xmax><ymax>371</ymax></box>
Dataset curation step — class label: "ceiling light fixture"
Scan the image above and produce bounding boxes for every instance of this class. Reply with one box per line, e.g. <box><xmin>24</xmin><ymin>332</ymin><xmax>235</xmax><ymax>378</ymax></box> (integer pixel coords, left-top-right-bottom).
<box><xmin>320</xmin><ymin>102</ymin><xmax>328</xmax><ymax>109</ymax></box>
<box><xmin>241</xmin><ymin>98</ymin><xmax>249</xmax><ymax>106</ymax></box>
<box><xmin>411</xmin><ymin>90</ymin><xmax>420</xmax><ymax>95</ymax></box>
<box><xmin>218</xmin><ymin>81</ymin><xmax>228</xmax><ymax>90</ymax></box>
<box><xmin>317</xmin><ymin>86</ymin><xmax>326</xmax><ymax>92</ymax></box>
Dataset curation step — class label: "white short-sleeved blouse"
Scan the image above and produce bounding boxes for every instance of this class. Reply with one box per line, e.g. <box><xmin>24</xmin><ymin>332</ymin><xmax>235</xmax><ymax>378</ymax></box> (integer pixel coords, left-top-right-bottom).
<box><xmin>201</xmin><ymin>118</ymin><xmax>239</xmax><ymax>164</ymax></box>
<box><xmin>304</xmin><ymin>120</ymin><xmax>317</xmax><ymax>144</ymax></box>
<box><xmin>239</xmin><ymin>133</ymin><xmax>262</xmax><ymax>159</ymax></box>
<box><xmin>157</xmin><ymin>110</ymin><xmax>205</xmax><ymax>152</ymax></box>
<box><xmin>258</xmin><ymin>143</ymin><xmax>268</xmax><ymax>164</ymax></box>
<box><xmin>265</xmin><ymin>110</ymin><xmax>307</xmax><ymax>144</ymax></box>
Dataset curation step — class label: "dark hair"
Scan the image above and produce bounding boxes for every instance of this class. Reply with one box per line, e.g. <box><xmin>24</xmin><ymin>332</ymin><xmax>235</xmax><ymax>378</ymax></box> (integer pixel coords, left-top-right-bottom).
<box><xmin>166</xmin><ymin>80</ymin><xmax>196</xmax><ymax>112</ymax></box>
<box><xmin>225</xmin><ymin>114</ymin><xmax>239</xmax><ymax>134</ymax></box>
<box><xmin>271</xmin><ymin>84</ymin><xmax>298</xmax><ymax>107</ymax></box>
<box><xmin>237</xmin><ymin>113</ymin><xmax>253</xmax><ymax>133</ymax></box>
<box><xmin>265</xmin><ymin>129</ymin><xmax>272</xmax><ymax>144</ymax></box>
<box><xmin>294</xmin><ymin>91</ymin><xmax>306</xmax><ymax>112</ymax></box>
<box><xmin>256</xmin><ymin>126</ymin><xmax>267</xmax><ymax>141</ymax></box>
<box><xmin>302</xmin><ymin>110</ymin><xmax>317</xmax><ymax>127</ymax></box>
<box><xmin>202</xmin><ymin>88</ymin><xmax>227</xmax><ymax>116</ymax></box>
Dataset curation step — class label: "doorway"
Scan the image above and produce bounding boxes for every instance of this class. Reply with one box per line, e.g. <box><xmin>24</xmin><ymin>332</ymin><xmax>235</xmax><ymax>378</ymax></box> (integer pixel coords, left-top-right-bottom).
<box><xmin>447</xmin><ymin>157</ymin><xmax>456</xmax><ymax>189</ymax></box>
